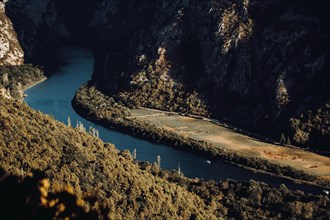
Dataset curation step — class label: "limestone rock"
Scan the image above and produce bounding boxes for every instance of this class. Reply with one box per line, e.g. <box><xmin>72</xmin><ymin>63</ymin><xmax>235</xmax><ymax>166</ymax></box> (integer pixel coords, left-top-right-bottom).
<box><xmin>0</xmin><ymin>2</ymin><xmax>24</xmax><ymax>66</ymax></box>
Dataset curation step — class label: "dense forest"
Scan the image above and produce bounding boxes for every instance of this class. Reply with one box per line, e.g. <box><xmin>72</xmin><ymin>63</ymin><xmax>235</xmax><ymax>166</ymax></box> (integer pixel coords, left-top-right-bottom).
<box><xmin>0</xmin><ymin>97</ymin><xmax>329</xmax><ymax>219</ymax></box>
<box><xmin>73</xmin><ymin>84</ymin><xmax>328</xmax><ymax>187</ymax></box>
<box><xmin>0</xmin><ymin>0</ymin><xmax>329</xmax><ymax>219</ymax></box>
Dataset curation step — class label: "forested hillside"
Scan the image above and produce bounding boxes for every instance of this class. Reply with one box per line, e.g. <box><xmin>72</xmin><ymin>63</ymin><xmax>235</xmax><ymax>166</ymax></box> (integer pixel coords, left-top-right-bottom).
<box><xmin>1</xmin><ymin>97</ymin><xmax>329</xmax><ymax>219</ymax></box>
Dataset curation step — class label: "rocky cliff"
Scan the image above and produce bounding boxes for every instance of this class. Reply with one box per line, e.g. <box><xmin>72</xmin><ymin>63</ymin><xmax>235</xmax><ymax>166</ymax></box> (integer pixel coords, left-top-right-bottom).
<box><xmin>3</xmin><ymin>0</ymin><xmax>70</xmax><ymax>71</ymax></box>
<box><xmin>2</xmin><ymin>0</ymin><xmax>329</xmax><ymax>149</ymax></box>
<box><xmin>87</xmin><ymin>0</ymin><xmax>330</xmax><ymax>149</ymax></box>
<box><xmin>0</xmin><ymin>2</ymin><xmax>23</xmax><ymax>65</ymax></box>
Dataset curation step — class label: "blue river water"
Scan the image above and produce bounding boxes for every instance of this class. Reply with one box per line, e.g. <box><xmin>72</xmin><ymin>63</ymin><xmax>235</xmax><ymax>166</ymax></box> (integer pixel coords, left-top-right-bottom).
<box><xmin>25</xmin><ymin>46</ymin><xmax>324</xmax><ymax>194</ymax></box>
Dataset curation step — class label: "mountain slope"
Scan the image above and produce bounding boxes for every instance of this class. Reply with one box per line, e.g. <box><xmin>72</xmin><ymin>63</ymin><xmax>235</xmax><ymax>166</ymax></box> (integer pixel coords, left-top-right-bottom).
<box><xmin>0</xmin><ymin>2</ymin><xmax>23</xmax><ymax>65</ymax></box>
<box><xmin>0</xmin><ymin>96</ymin><xmax>227</xmax><ymax>219</ymax></box>
<box><xmin>3</xmin><ymin>0</ymin><xmax>329</xmax><ymax>149</ymax></box>
<box><xmin>1</xmin><ymin>95</ymin><xmax>330</xmax><ymax>219</ymax></box>
<box><xmin>87</xmin><ymin>0</ymin><xmax>330</xmax><ymax>149</ymax></box>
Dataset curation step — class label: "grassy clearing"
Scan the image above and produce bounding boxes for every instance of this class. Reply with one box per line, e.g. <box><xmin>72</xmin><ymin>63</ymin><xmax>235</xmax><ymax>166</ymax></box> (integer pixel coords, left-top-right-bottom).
<box><xmin>73</xmin><ymin>84</ymin><xmax>330</xmax><ymax>187</ymax></box>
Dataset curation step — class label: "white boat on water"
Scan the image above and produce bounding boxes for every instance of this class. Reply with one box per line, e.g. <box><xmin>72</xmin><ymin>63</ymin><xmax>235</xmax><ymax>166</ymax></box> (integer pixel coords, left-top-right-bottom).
<box><xmin>205</xmin><ymin>160</ymin><xmax>211</xmax><ymax>164</ymax></box>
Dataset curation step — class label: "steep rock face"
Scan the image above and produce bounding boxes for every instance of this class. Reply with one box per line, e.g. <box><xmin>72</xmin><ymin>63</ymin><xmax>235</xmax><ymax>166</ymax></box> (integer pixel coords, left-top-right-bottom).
<box><xmin>0</xmin><ymin>2</ymin><xmax>23</xmax><ymax>65</ymax></box>
<box><xmin>2</xmin><ymin>0</ymin><xmax>329</xmax><ymax>148</ymax></box>
<box><xmin>88</xmin><ymin>0</ymin><xmax>330</xmax><ymax>148</ymax></box>
<box><xmin>4</xmin><ymin>0</ymin><xmax>101</xmax><ymax>67</ymax></box>
<box><xmin>54</xmin><ymin>0</ymin><xmax>98</xmax><ymax>43</ymax></box>
<box><xmin>3</xmin><ymin>0</ymin><xmax>69</xmax><ymax>69</ymax></box>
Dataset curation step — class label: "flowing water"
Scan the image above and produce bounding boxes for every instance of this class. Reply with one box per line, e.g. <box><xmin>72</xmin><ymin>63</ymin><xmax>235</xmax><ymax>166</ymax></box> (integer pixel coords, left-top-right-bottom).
<box><xmin>25</xmin><ymin>46</ymin><xmax>324</xmax><ymax>194</ymax></box>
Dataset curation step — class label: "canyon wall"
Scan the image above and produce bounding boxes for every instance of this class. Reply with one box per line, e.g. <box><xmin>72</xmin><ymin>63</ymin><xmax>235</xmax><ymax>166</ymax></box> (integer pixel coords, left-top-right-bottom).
<box><xmin>2</xmin><ymin>0</ymin><xmax>329</xmax><ymax>148</ymax></box>
<box><xmin>0</xmin><ymin>2</ymin><xmax>23</xmax><ymax>65</ymax></box>
<box><xmin>3</xmin><ymin>0</ymin><xmax>70</xmax><ymax>71</ymax></box>
<box><xmin>88</xmin><ymin>0</ymin><xmax>330</xmax><ymax>148</ymax></box>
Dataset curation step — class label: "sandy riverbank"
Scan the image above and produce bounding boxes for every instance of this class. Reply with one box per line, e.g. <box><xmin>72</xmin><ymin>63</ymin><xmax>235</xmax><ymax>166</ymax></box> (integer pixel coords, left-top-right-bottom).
<box><xmin>23</xmin><ymin>76</ymin><xmax>47</xmax><ymax>91</ymax></box>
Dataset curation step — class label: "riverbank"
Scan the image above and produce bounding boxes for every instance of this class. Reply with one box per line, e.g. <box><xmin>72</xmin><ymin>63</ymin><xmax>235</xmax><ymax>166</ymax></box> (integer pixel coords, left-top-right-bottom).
<box><xmin>130</xmin><ymin>108</ymin><xmax>330</xmax><ymax>179</ymax></box>
<box><xmin>0</xmin><ymin>64</ymin><xmax>46</xmax><ymax>100</ymax></box>
<box><xmin>73</xmin><ymin>84</ymin><xmax>330</xmax><ymax>188</ymax></box>
<box><xmin>22</xmin><ymin>76</ymin><xmax>47</xmax><ymax>92</ymax></box>
<box><xmin>2</xmin><ymin>95</ymin><xmax>330</xmax><ymax>219</ymax></box>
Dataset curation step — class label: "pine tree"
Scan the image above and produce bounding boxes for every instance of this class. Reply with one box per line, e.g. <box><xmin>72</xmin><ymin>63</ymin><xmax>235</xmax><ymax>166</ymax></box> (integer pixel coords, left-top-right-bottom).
<box><xmin>67</xmin><ymin>116</ymin><xmax>71</xmax><ymax>127</ymax></box>
<box><xmin>76</xmin><ymin>121</ymin><xmax>86</xmax><ymax>132</ymax></box>
<box><xmin>2</xmin><ymin>73</ymin><xmax>9</xmax><ymax>87</ymax></box>
<box><xmin>286</xmin><ymin>136</ymin><xmax>291</xmax><ymax>145</ymax></box>
<box><xmin>133</xmin><ymin>148</ymin><xmax>137</xmax><ymax>160</ymax></box>
<box><xmin>156</xmin><ymin>155</ymin><xmax>161</xmax><ymax>168</ymax></box>
<box><xmin>88</xmin><ymin>126</ymin><xmax>99</xmax><ymax>138</ymax></box>
<box><xmin>280</xmin><ymin>133</ymin><xmax>286</xmax><ymax>145</ymax></box>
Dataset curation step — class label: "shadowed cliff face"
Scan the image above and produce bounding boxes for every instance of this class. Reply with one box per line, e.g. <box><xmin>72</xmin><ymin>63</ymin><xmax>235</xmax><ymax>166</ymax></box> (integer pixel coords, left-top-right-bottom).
<box><xmin>2</xmin><ymin>0</ymin><xmax>330</xmax><ymax>148</ymax></box>
<box><xmin>4</xmin><ymin>0</ymin><xmax>60</xmax><ymax>71</ymax></box>
<box><xmin>54</xmin><ymin>0</ymin><xmax>98</xmax><ymax>43</ymax></box>
<box><xmin>3</xmin><ymin>0</ymin><xmax>98</xmax><ymax>68</ymax></box>
<box><xmin>88</xmin><ymin>0</ymin><xmax>330</xmax><ymax>148</ymax></box>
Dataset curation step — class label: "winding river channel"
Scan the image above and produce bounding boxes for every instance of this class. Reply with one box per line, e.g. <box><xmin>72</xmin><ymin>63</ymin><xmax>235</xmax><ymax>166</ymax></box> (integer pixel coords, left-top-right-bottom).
<box><xmin>25</xmin><ymin>46</ymin><xmax>323</xmax><ymax>194</ymax></box>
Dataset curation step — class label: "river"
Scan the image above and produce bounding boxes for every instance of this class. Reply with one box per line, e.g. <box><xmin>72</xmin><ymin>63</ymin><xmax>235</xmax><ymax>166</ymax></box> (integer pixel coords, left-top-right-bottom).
<box><xmin>25</xmin><ymin>46</ymin><xmax>324</xmax><ymax>194</ymax></box>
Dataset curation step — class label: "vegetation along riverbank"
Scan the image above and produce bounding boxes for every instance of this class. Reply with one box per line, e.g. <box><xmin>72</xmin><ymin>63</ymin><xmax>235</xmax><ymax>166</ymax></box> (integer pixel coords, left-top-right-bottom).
<box><xmin>73</xmin><ymin>84</ymin><xmax>330</xmax><ymax>189</ymax></box>
<box><xmin>1</xmin><ymin>96</ymin><xmax>330</xmax><ymax>219</ymax></box>
<box><xmin>0</xmin><ymin>65</ymin><xmax>46</xmax><ymax>100</ymax></box>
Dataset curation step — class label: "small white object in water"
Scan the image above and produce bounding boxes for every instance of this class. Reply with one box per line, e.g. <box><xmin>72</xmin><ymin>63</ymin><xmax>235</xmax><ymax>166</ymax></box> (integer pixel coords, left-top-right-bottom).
<box><xmin>323</xmin><ymin>190</ymin><xmax>329</xmax><ymax>195</ymax></box>
<box><xmin>206</xmin><ymin>160</ymin><xmax>211</xmax><ymax>164</ymax></box>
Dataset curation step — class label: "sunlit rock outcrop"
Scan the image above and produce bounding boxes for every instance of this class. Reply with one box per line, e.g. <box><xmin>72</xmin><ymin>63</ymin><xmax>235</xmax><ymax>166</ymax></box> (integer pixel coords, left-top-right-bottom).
<box><xmin>87</xmin><ymin>0</ymin><xmax>330</xmax><ymax>148</ymax></box>
<box><xmin>0</xmin><ymin>2</ymin><xmax>23</xmax><ymax>66</ymax></box>
<box><xmin>2</xmin><ymin>0</ymin><xmax>329</xmax><ymax>148</ymax></box>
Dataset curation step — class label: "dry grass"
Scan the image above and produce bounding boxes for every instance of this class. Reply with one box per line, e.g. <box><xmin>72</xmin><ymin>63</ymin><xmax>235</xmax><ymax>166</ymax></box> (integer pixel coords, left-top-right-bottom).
<box><xmin>129</xmin><ymin>108</ymin><xmax>330</xmax><ymax>182</ymax></box>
